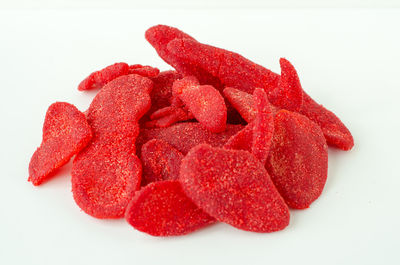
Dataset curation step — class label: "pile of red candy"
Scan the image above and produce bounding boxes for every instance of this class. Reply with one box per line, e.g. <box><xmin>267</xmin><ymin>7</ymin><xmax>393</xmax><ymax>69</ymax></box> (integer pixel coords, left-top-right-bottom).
<box><xmin>29</xmin><ymin>25</ymin><xmax>353</xmax><ymax>236</ymax></box>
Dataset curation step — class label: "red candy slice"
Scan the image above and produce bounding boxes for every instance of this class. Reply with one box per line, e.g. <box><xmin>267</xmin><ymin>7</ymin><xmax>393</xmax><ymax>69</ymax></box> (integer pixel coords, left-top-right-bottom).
<box><xmin>223</xmin><ymin>123</ymin><xmax>253</xmax><ymax>152</ymax></box>
<box><xmin>137</xmin><ymin>122</ymin><xmax>243</xmax><ymax>155</ymax></box>
<box><xmin>141</xmin><ymin>139</ymin><xmax>184</xmax><ymax>185</ymax></box>
<box><xmin>29</xmin><ymin>102</ymin><xmax>92</xmax><ymax>186</ymax></box>
<box><xmin>299</xmin><ymin>92</ymin><xmax>354</xmax><ymax>150</ymax></box>
<box><xmin>72</xmin><ymin>74</ymin><xmax>153</xmax><ymax>218</ymax></box>
<box><xmin>125</xmin><ymin>180</ymin><xmax>215</xmax><ymax>236</ymax></box>
<box><xmin>78</xmin><ymin>62</ymin><xmax>130</xmax><ymax>91</ymax></box>
<box><xmin>173</xmin><ymin>76</ymin><xmax>227</xmax><ymax>133</ymax></box>
<box><xmin>223</xmin><ymin>87</ymin><xmax>256</xmax><ymax>123</ymax></box>
<box><xmin>266</xmin><ymin>110</ymin><xmax>328</xmax><ymax>209</ymax></box>
<box><xmin>252</xmin><ymin>88</ymin><xmax>274</xmax><ymax>164</ymax></box>
<box><xmin>268</xmin><ymin>58</ymin><xmax>303</xmax><ymax>112</ymax></box>
<box><xmin>180</xmin><ymin>144</ymin><xmax>290</xmax><ymax>232</ymax></box>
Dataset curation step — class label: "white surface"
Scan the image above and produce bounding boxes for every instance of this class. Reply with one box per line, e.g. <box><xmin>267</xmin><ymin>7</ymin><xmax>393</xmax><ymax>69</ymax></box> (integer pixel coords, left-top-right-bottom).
<box><xmin>1</xmin><ymin>7</ymin><xmax>399</xmax><ymax>265</ymax></box>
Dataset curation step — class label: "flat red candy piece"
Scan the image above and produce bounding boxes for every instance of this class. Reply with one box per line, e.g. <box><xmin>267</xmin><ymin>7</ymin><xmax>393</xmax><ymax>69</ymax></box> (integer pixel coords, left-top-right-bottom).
<box><xmin>266</xmin><ymin>110</ymin><xmax>328</xmax><ymax>209</ymax></box>
<box><xmin>72</xmin><ymin>74</ymin><xmax>153</xmax><ymax>218</ymax></box>
<box><xmin>180</xmin><ymin>144</ymin><xmax>290</xmax><ymax>233</ymax></box>
<box><xmin>223</xmin><ymin>123</ymin><xmax>253</xmax><ymax>152</ymax></box>
<box><xmin>137</xmin><ymin>122</ymin><xmax>243</xmax><ymax>155</ymax></box>
<box><xmin>29</xmin><ymin>102</ymin><xmax>92</xmax><ymax>186</ymax></box>
<box><xmin>129</xmin><ymin>64</ymin><xmax>160</xmax><ymax>77</ymax></box>
<box><xmin>125</xmin><ymin>180</ymin><xmax>215</xmax><ymax>236</ymax></box>
<box><xmin>223</xmin><ymin>87</ymin><xmax>256</xmax><ymax>123</ymax></box>
<box><xmin>141</xmin><ymin>139</ymin><xmax>184</xmax><ymax>185</ymax></box>
<box><xmin>78</xmin><ymin>62</ymin><xmax>130</xmax><ymax>91</ymax></box>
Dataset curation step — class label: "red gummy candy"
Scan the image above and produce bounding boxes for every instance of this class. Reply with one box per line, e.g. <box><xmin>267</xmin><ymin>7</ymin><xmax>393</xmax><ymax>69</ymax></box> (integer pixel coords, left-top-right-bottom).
<box><xmin>223</xmin><ymin>123</ymin><xmax>253</xmax><ymax>152</ymax></box>
<box><xmin>145</xmin><ymin>25</ymin><xmax>223</xmax><ymax>89</ymax></box>
<box><xmin>173</xmin><ymin>76</ymin><xmax>227</xmax><ymax>133</ymax></box>
<box><xmin>223</xmin><ymin>87</ymin><xmax>256</xmax><ymax>123</ymax></box>
<box><xmin>129</xmin><ymin>64</ymin><xmax>160</xmax><ymax>77</ymax></box>
<box><xmin>148</xmin><ymin>71</ymin><xmax>181</xmax><ymax>114</ymax></box>
<box><xmin>266</xmin><ymin>110</ymin><xmax>328</xmax><ymax>209</ymax></box>
<box><xmin>78</xmin><ymin>62</ymin><xmax>130</xmax><ymax>91</ymax></box>
<box><xmin>72</xmin><ymin>74</ymin><xmax>153</xmax><ymax>218</ymax></box>
<box><xmin>29</xmin><ymin>102</ymin><xmax>92</xmax><ymax>186</ymax></box>
<box><xmin>141</xmin><ymin>139</ymin><xmax>184</xmax><ymax>185</ymax></box>
<box><xmin>268</xmin><ymin>58</ymin><xmax>303</xmax><ymax>112</ymax></box>
<box><xmin>252</xmin><ymin>88</ymin><xmax>274</xmax><ymax>164</ymax></box>
<box><xmin>299</xmin><ymin>93</ymin><xmax>354</xmax><ymax>150</ymax></box>
<box><xmin>125</xmin><ymin>180</ymin><xmax>215</xmax><ymax>236</ymax></box>
<box><xmin>164</xmin><ymin>33</ymin><xmax>352</xmax><ymax>150</ymax></box>
<box><xmin>137</xmin><ymin>122</ymin><xmax>243</xmax><ymax>155</ymax></box>
<box><xmin>180</xmin><ymin>144</ymin><xmax>290</xmax><ymax>232</ymax></box>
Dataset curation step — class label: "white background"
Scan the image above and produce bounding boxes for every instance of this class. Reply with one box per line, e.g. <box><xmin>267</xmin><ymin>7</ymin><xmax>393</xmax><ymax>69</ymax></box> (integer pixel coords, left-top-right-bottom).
<box><xmin>1</xmin><ymin>1</ymin><xmax>399</xmax><ymax>265</ymax></box>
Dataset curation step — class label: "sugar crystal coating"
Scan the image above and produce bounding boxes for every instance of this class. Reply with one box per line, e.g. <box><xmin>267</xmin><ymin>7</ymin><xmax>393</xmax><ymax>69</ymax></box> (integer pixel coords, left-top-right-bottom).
<box><xmin>223</xmin><ymin>87</ymin><xmax>256</xmax><ymax>123</ymax></box>
<box><xmin>29</xmin><ymin>102</ymin><xmax>92</xmax><ymax>186</ymax></box>
<box><xmin>141</xmin><ymin>139</ymin><xmax>184</xmax><ymax>185</ymax></box>
<box><xmin>129</xmin><ymin>64</ymin><xmax>160</xmax><ymax>77</ymax></box>
<box><xmin>252</xmin><ymin>88</ymin><xmax>274</xmax><ymax>164</ymax></box>
<box><xmin>266</xmin><ymin>110</ymin><xmax>328</xmax><ymax>209</ymax></box>
<box><xmin>72</xmin><ymin>74</ymin><xmax>153</xmax><ymax>218</ymax></box>
<box><xmin>137</xmin><ymin>122</ymin><xmax>243</xmax><ymax>155</ymax></box>
<box><xmin>125</xmin><ymin>180</ymin><xmax>215</xmax><ymax>236</ymax></box>
<box><xmin>174</xmin><ymin>76</ymin><xmax>227</xmax><ymax>133</ymax></box>
<box><xmin>180</xmin><ymin>144</ymin><xmax>290</xmax><ymax>232</ymax></box>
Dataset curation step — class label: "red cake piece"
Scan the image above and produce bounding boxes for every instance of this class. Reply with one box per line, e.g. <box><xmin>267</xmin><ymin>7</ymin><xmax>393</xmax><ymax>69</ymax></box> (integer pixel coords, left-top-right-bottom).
<box><xmin>141</xmin><ymin>139</ymin><xmax>184</xmax><ymax>185</ymax></box>
<box><xmin>251</xmin><ymin>88</ymin><xmax>274</xmax><ymax>164</ymax></box>
<box><xmin>72</xmin><ymin>74</ymin><xmax>153</xmax><ymax>218</ymax></box>
<box><xmin>78</xmin><ymin>62</ymin><xmax>130</xmax><ymax>91</ymax></box>
<box><xmin>173</xmin><ymin>76</ymin><xmax>227</xmax><ymax>133</ymax></box>
<box><xmin>29</xmin><ymin>102</ymin><xmax>92</xmax><ymax>186</ymax></box>
<box><xmin>266</xmin><ymin>110</ymin><xmax>328</xmax><ymax>209</ymax></box>
<box><xmin>125</xmin><ymin>180</ymin><xmax>215</xmax><ymax>236</ymax></box>
<box><xmin>137</xmin><ymin>122</ymin><xmax>243</xmax><ymax>155</ymax></box>
<box><xmin>180</xmin><ymin>144</ymin><xmax>290</xmax><ymax>232</ymax></box>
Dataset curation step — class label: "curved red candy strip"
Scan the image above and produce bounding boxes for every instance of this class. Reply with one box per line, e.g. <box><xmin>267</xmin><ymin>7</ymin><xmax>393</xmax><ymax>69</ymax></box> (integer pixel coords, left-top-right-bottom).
<box><xmin>136</xmin><ymin>122</ymin><xmax>243</xmax><ymax>155</ymax></box>
<box><xmin>223</xmin><ymin>87</ymin><xmax>256</xmax><ymax>123</ymax></box>
<box><xmin>268</xmin><ymin>58</ymin><xmax>303</xmax><ymax>112</ymax></box>
<box><xmin>252</xmin><ymin>88</ymin><xmax>274</xmax><ymax>164</ymax></box>
<box><xmin>125</xmin><ymin>180</ymin><xmax>215</xmax><ymax>236</ymax></box>
<box><xmin>72</xmin><ymin>74</ymin><xmax>153</xmax><ymax>219</ymax></box>
<box><xmin>266</xmin><ymin>110</ymin><xmax>328</xmax><ymax>209</ymax></box>
<box><xmin>129</xmin><ymin>64</ymin><xmax>160</xmax><ymax>77</ymax></box>
<box><xmin>29</xmin><ymin>102</ymin><xmax>92</xmax><ymax>186</ymax></box>
<box><xmin>180</xmin><ymin>144</ymin><xmax>290</xmax><ymax>233</ymax></box>
<box><xmin>146</xmin><ymin>107</ymin><xmax>193</xmax><ymax>128</ymax></box>
<box><xmin>141</xmin><ymin>139</ymin><xmax>184</xmax><ymax>185</ymax></box>
<box><xmin>78</xmin><ymin>62</ymin><xmax>130</xmax><ymax>91</ymax></box>
<box><xmin>145</xmin><ymin>25</ymin><xmax>223</xmax><ymax>88</ymax></box>
<box><xmin>299</xmin><ymin>93</ymin><xmax>354</xmax><ymax>150</ymax></box>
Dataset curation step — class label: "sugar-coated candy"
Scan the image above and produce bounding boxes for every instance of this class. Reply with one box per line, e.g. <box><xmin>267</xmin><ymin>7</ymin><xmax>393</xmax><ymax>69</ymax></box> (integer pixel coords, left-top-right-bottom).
<box><xmin>180</xmin><ymin>144</ymin><xmax>290</xmax><ymax>232</ymax></box>
<box><xmin>29</xmin><ymin>102</ymin><xmax>92</xmax><ymax>186</ymax></box>
<box><xmin>125</xmin><ymin>180</ymin><xmax>215</xmax><ymax>236</ymax></box>
<box><xmin>72</xmin><ymin>74</ymin><xmax>153</xmax><ymax>218</ymax></box>
<box><xmin>266</xmin><ymin>110</ymin><xmax>328</xmax><ymax>209</ymax></box>
<box><xmin>141</xmin><ymin>139</ymin><xmax>184</xmax><ymax>185</ymax></box>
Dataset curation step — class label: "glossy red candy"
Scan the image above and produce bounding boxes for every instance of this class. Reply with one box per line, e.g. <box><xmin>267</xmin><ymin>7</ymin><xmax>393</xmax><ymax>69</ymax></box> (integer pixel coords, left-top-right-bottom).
<box><xmin>29</xmin><ymin>102</ymin><xmax>92</xmax><ymax>186</ymax></box>
<box><xmin>72</xmin><ymin>74</ymin><xmax>153</xmax><ymax>218</ymax></box>
<box><xmin>78</xmin><ymin>62</ymin><xmax>130</xmax><ymax>91</ymax></box>
<box><xmin>266</xmin><ymin>110</ymin><xmax>328</xmax><ymax>209</ymax></box>
<box><xmin>125</xmin><ymin>180</ymin><xmax>215</xmax><ymax>236</ymax></box>
<box><xmin>141</xmin><ymin>139</ymin><xmax>184</xmax><ymax>185</ymax></box>
<box><xmin>180</xmin><ymin>144</ymin><xmax>290</xmax><ymax>232</ymax></box>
